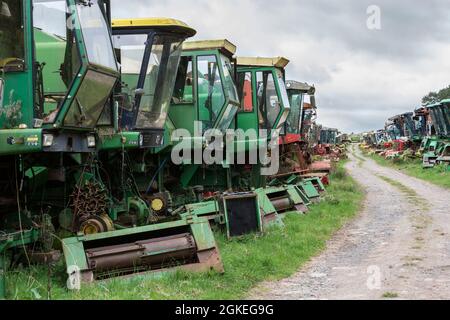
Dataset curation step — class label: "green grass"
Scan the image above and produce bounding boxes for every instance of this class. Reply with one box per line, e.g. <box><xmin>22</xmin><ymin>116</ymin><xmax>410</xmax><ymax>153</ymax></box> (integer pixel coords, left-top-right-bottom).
<box><xmin>6</xmin><ymin>162</ymin><xmax>364</xmax><ymax>300</ymax></box>
<box><xmin>361</xmin><ymin>149</ymin><xmax>450</xmax><ymax>189</ymax></box>
<box><xmin>382</xmin><ymin>292</ymin><xmax>399</xmax><ymax>299</ymax></box>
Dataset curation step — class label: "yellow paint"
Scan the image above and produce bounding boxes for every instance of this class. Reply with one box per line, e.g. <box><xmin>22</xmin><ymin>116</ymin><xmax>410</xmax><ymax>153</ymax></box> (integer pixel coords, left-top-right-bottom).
<box><xmin>237</xmin><ymin>56</ymin><xmax>290</xmax><ymax>68</ymax></box>
<box><xmin>112</xmin><ymin>17</ymin><xmax>196</xmax><ymax>36</ymax></box>
<box><xmin>182</xmin><ymin>39</ymin><xmax>237</xmax><ymax>56</ymax></box>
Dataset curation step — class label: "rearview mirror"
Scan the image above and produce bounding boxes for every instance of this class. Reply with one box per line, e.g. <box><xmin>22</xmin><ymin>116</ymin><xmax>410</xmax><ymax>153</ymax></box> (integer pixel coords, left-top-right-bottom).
<box><xmin>0</xmin><ymin>78</ymin><xmax>4</xmax><ymax>107</ymax></box>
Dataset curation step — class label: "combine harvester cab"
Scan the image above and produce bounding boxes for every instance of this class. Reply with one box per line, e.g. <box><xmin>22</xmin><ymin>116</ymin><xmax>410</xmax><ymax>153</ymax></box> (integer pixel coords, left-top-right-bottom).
<box><xmin>147</xmin><ymin>39</ymin><xmax>264</xmax><ymax>237</ymax></box>
<box><xmin>107</xmin><ymin>18</ymin><xmax>197</xmax><ymax>217</ymax></box>
<box><xmin>59</xmin><ymin>18</ymin><xmax>226</xmax><ymax>286</ymax></box>
<box><xmin>280</xmin><ymin>80</ymin><xmax>316</xmax><ymax>172</ymax></box>
<box><xmin>436</xmin><ymin>100</ymin><xmax>450</xmax><ymax>165</ymax></box>
<box><xmin>267</xmin><ymin>80</ymin><xmax>323</xmax><ymax>207</ymax></box>
<box><xmin>234</xmin><ymin>57</ymin><xmax>314</xmax><ymax>220</ymax></box>
<box><xmin>423</xmin><ymin>101</ymin><xmax>450</xmax><ymax>167</ymax></box>
<box><xmin>111</xmin><ymin>18</ymin><xmax>196</xmax><ymax>148</ymax></box>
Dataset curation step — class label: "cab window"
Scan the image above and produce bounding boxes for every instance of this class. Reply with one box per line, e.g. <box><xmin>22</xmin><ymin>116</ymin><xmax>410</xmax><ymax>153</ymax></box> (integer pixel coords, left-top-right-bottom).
<box><xmin>237</xmin><ymin>71</ymin><xmax>253</xmax><ymax>112</ymax></box>
<box><xmin>256</xmin><ymin>71</ymin><xmax>281</xmax><ymax>129</ymax></box>
<box><xmin>172</xmin><ymin>56</ymin><xmax>193</xmax><ymax>104</ymax></box>
<box><xmin>197</xmin><ymin>55</ymin><xmax>225</xmax><ymax>127</ymax></box>
<box><xmin>0</xmin><ymin>0</ymin><xmax>25</xmax><ymax>71</ymax></box>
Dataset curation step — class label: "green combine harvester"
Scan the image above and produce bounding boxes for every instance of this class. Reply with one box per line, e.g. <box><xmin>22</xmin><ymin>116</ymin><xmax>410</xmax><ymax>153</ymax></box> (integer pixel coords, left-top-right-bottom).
<box><xmin>234</xmin><ymin>58</ymin><xmax>322</xmax><ymax>219</ymax></box>
<box><xmin>123</xmin><ymin>38</ymin><xmax>264</xmax><ymax>237</ymax></box>
<box><xmin>62</xmin><ymin>18</ymin><xmax>224</xmax><ymax>287</ymax></box>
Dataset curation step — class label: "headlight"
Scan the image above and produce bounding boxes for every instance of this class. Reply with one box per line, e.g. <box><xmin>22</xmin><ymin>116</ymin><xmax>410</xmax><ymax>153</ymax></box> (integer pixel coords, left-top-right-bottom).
<box><xmin>87</xmin><ymin>135</ymin><xmax>96</xmax><ymax>148</ymax></box>
<box><xmin>43</xmin><ymin>134</ymin><xmax>54</xmax><ymax>147</ymax></box>
<box><xmin>139</xmin><ymin>134</ymin><xmax>144</xmax><ymax>147</ymax></box>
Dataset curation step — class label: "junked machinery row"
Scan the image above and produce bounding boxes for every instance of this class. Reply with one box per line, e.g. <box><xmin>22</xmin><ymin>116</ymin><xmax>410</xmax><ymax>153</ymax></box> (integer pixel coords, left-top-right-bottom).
<box><xmin>361</xmin><ymin>100</ymin><xmax>449</xmax><ymax>169</ymax></box>
<box><xmin>0</xmin><ymin>0</ymin><xmax>337</xmax><ymax>298</ymax></box>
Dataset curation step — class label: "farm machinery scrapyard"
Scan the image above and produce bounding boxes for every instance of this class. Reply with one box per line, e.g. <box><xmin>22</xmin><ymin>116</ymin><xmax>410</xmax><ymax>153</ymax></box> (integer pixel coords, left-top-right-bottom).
<box><xmin>0</xmin><ymin>2</ymin><xmax>222</xmax><ymax>298</ymax></box>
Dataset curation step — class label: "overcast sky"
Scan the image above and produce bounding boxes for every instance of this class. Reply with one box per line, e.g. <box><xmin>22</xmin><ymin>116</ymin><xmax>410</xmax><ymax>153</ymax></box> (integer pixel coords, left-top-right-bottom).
<box><xmin>111</xmin><ymin>0</ymin><xmax>450</xmax><ymax>133</ymax></box>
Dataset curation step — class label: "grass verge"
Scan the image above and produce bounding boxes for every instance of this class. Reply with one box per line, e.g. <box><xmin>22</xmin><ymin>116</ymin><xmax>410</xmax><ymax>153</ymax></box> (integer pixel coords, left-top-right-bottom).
<box><xmin>6</xmin><ymin>161</ymin><xmax>364</xmax><ymax>300</ymax></box>
<box><xmin>361</xmin><ymin>148</ymin><xmax>450</xmax><ymax>189</ymax></box>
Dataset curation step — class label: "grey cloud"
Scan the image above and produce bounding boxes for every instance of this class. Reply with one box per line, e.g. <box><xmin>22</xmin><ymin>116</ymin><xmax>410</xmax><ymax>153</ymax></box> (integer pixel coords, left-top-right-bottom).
<box><xmin>111</xmin><ymin>0</ymin><xmax>450</xmax><ymax>133</ymax></box>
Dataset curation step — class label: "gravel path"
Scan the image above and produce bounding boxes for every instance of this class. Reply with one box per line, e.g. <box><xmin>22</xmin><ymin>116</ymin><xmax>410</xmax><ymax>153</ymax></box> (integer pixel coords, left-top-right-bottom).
<box><xmin>250</xmin><ymin>145</ymin><xmax>450</xmax><ymax>300</ymax></box>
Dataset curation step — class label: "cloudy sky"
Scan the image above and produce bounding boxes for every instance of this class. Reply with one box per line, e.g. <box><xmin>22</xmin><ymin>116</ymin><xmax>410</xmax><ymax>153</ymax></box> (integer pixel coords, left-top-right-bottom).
<box><xmin>111</xmin><ymin>0</ymin><xmax>450</xmax><ymax>133</ymax></box>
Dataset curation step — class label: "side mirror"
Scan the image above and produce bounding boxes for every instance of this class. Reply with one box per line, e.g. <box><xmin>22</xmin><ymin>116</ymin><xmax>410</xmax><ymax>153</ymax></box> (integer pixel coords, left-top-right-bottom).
<box><xmin>0</xmin><ymin>78</ymin><xmax>4</xmax><ymax>107</ymax></box>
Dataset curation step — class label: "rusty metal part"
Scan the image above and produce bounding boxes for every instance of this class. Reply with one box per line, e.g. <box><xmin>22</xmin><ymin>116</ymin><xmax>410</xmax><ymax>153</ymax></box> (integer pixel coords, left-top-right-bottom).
<box><xmin>85</xmin><ymin>233</ymin><xmax>197</xmax><ymax>275</ymax></box>
<box><xmin>70</xmin><ymin>180</ymin><xmax>109</xmax><ymax>231</ymax></box>
<box><xmin>309</xmin><ymin>160</ymin><xmax>332</xmax><ymax>173</ymax></box>
<box><xmin>80</xmin><ymin>215</ymin><xmax>114</xmax><ymax>235</ymax></box>
<box><xmin>270</xmin><ymin>197</ymin><xmax>293</xmax><ymax>212</ymax></box>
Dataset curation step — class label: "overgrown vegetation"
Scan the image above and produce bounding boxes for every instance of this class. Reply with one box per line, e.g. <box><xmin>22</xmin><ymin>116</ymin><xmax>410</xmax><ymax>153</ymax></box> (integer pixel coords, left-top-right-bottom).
<box><xmin>422</xmin><ymin>84</ymin><xmax>450</xmax><ymax>105</ymax></box>
<box><xmin>6</xmin><ymin>161</ymin><xmax>364</xmax><ymax>300</ymax></box>
<box><xmin>363</xmin><ymin>151</ymin><xmax>450</xmax><ymax>189</ymax></box>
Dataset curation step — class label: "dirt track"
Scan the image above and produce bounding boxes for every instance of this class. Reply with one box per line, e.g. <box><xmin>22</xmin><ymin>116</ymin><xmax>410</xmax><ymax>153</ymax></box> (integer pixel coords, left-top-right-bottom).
<box><xmin>250</xmin><ymin>145</ymin><xmax>450</xmax><ymax>300</ymax></box>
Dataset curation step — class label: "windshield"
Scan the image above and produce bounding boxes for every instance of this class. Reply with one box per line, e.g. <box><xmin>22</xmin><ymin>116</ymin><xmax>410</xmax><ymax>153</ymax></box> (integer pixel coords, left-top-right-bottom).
<box><xmin>33</xmin><ymin>0</ymin><xmax>82</xmax><ymax>121</ymax></box>
<box><xmin>113</xmin><ymin>33</ymin><xmax>183</xmax><ymax>129</ymax></box>
<box><xmin>256</xmin><ymin>71</ymin><xmax>278</xmax><ymax>130</ymax></box>
<box><xmin>76</xmin><ymin>0</ymin><xmax>117</xmax><ymax>71</ymax></box>
<box><xmin>429</xmin><ymin>107</ymin><xmax>446</xmax><ymax>136</ymax></box>
<box><xmin>286</xmin><ymin>90</ymin><xmax>303</xmax><ymax>134</ymax></box>
<box><xmin>403</xmin><ymin>114</ymin><xmax>417</xmax><ymax>136</ymax></box>
<box><xmin>275</xmin><ymin>69</ymin><xmax>290</xmax><ymax>130</ymax></box>
<box><xmin>276</xmin><ymin>69</ymin><xmax>290</xmax><ymax>111</ymax></box>
<box><xmin>63</xmin><ymin>0</ymin><xmax>118</xmax><ymax>128</ymax></box>
<box><xmin>439</xmin><ymin>104</ymin><xmax>450</xmax><ymax>135</ymax></box>
<box><xmin>220</xmin><ymin>54</ymin><xmax>239</xmax><ymax>103</ymax></box>
<box><xmin>0</xmin><ymin>0</ymin><xmax>24</xmax><ymax>71</ymax></box>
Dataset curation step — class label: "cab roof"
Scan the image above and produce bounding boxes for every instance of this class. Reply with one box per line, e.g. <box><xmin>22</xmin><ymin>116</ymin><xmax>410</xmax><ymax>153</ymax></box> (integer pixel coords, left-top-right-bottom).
<box><xmin>427</xmin><ymin>102</ymin><xmax>442</xmax><ymax>108</ymax></box>
<box><xmin>286</xmin><ymin>80</ymin><xmax>315</xmax><ymax>94</ymax></box>
<box><xmin>112</xmin><ymin>18</ymin><xmax>196</xmax><ymax>37</ymax></box>
<box><xmin>236</xmin><ymin>56</ymin><xmax>290</xmax><ymax>68</ymax></box>
<box><xmin>440</xmin><ymin>99</ymin><xmax>450</xmax><ymax>104</ymax></box>
<box><xmin>182</xmin><ymin>39</ymin><xmax>237</xmax><ymax>56</ymax></box>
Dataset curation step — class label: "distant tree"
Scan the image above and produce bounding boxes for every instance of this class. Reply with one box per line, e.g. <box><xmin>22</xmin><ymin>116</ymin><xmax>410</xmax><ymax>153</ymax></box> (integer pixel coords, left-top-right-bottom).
<box><xmin>422</xmin><ymin>85</ymin><xmax>450</xmax><ymax>105</ymax></box>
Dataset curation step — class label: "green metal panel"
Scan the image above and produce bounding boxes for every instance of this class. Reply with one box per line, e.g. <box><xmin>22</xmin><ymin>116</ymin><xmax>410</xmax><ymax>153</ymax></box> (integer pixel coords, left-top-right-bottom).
<box><xmin>298</xmin><ymin>180</ymin><xmax>320</xmax><ymax>199</ymax></box>
<box><xmin>0</xmin><ymin>128</ymin><xmax>42</xmax><ymax>155</ymax></box>
<box><xmin>190</xmin><ymin>219</ymin><xmax>217</xmax><ymax>251</ymax></box>
<box><xmin>97</xmin><ymin>132</ymin><xmax>141</xmax><ymax>151</ymax></box>
<box><xmin>183</xmin><ymin>200</ymin><xmax>220</xmax><ymax>218</ymax></box>
<box><xmin>0</xmin><ymin>0</ymin><xmax>35</xmax><ymax>130</ymax></box>
<box><xmin>222</xmin><ymin>193</ymin><xmax>263</xmax><ymax>239</ymax></box>
<box><xmin>285</xmin><ymin>185</ymin><xmax>305</xmax><ymax>205</ymax></box>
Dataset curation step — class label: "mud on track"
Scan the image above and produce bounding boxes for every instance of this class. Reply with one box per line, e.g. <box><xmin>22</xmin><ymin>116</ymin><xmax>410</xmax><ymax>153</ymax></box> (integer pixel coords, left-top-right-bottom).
<box><xmin>250</xmin><ymin>145</ymin><xmax>450</xmax><ymax>300</ymax></box>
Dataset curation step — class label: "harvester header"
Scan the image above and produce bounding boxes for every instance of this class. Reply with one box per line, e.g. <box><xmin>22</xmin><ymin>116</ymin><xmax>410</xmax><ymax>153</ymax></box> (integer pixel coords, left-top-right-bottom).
<box><xmin>112</xmin><ymin>17</ymin><xmax>196</xmax><ymax>36</ymax></box>
<box><xmin>182</xmin><ymin>39</ymin><xmax>237</xmax><ymax>56</ymax></box>
<box><xmin>236</xmin><ymin>56</ymin><xmax>290</xmax><ymax>68</ymax></box>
